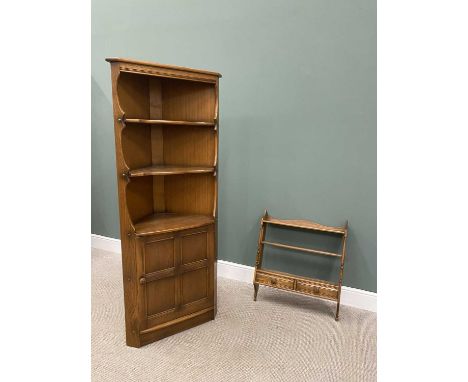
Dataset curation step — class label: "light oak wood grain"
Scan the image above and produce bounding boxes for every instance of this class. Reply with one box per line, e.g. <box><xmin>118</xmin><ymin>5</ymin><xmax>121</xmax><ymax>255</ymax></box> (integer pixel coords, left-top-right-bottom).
<box><xmin>263</xmin><ymin>216</ymin><xmax>347</xmax><ymax>235</ymax></box>
<box><xmin>125</xmin><ymin>118</ymin><xmax>215</xmax><ymax>126</ymax></box>
<box><xmin>107</xmin><ymin>58</ymin><xmax>220</xmax><ymax>347</ymax></box>
<box><xmin>134</xmin><ymin>213</ymin><xmax>214</xmax><ymax>236</ymax></box>
<box><xmin>261</xmin><ymin>240</ymin><xmax>342</xmax><ymax>258</ymax></box>
<box><xmin>129</xmin><ymin>165</ymin><xmax>215</xmax><ymax>177</ymax></box>
<box><xmin>106</xmin><ymin>57</ymin><xmax>222</xmax><ymax>78</ymax></box>
<box><xmin>253</xmin><ymin>211</ymin><xmax>349</xmax><ymax>321</ymax></box>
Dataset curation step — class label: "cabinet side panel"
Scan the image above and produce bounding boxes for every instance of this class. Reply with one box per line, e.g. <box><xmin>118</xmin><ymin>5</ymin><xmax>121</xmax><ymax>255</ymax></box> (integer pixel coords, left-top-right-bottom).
<box><xmin>151</xmin><ymin>123</ymin><xmax>165</xmax><ymax>213</ymax></box>
<box><xmin>207</xmin><ymin>225</ymin><xmax>215</xmax><ymax>308</ymax></box>
<box><xmin>163</xmin><ymin>126</ymin><xmax>215</xmax><ymax>166</ymax></box>
<box><xmin>117</xmin><ymin>72</ymin><xmax>150</xmax><ymax>119</ymax></box>
<box><xmin>121</xmin><ymin>125</ymin><xmax>152</xmax><ymax>169</ymax></box>
<box><xmin>161</xmin><ymin>79</ymin><xmax>215</xmax><ymax>122</ymax></box>
<box><xmin>149</xmin><ymin>78</ymin><xmax>162</xmax><ymax>119</ymax></box>
<box><xmin>149</xmin><ymin>77</ymin><xmax>165</xmax><ymax>211</ymax></box>
<box><xmin>110</xmin><ymin>63</ymin><xmax>141</xmax><ymax>347</ymax></box>
<box><xmin>126</xmin><ymin>177</ymin><xmax>154</xmax><ymax>223</ymax></box>
<box><xmin>164</xmin><ymin>173</ymin><xmax>215</xmax><ymax>215</ymax></box>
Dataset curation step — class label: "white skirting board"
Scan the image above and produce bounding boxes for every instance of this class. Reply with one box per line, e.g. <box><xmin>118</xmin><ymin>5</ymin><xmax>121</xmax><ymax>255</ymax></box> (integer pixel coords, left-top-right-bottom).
<box><xmin>91</xmin><ymin>234</ymin><xmax>377</xmax><ymax>313</ymax></box>
<box><xmin>91</xmin><ymin>234</ymin><xmax>122</xmax><ymax>254</ymax></box>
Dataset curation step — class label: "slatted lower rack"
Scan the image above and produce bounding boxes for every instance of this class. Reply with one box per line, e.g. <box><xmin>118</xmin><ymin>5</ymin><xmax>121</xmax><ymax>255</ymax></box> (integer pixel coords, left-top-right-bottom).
<box><xmin>255</xmin><ymin>269</ymin><xmax>339</xmax><ymax>301</ymax></box>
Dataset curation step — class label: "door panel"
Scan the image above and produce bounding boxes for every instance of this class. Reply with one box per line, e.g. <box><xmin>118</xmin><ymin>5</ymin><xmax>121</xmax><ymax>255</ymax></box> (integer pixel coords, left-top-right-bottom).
<box><xmin>146</xmin><ymin>277</ymin><xmax>176</xmax><ymax>316</ymax></box>
<box><xmin>137</xmin><ymin>224</ymin><xmax>215</xmax><ymax>331</ymax></box>
<box><xmin>144</xmin><ymin>236</ymin><xmax>176</xmax><ymax>272</ymax></box>
<box><xmin>181</xmin><ymin>268</ymin><xmax>208</xmax><ymax>305</ymax></box>
<box><xmin>181</xmin><ymin>231</ymin><xmax>207</xmax><ymax>264</ymax></box>
<box><xmin>137</xmin><ymin>232</ymin><xmax>178</xmax><ymax>329</ymax></box>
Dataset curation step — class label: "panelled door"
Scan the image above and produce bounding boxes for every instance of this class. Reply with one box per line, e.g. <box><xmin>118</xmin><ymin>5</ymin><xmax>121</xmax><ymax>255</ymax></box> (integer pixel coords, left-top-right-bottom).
<box><xmin>136</xmin><ymin>224</ymin><xmax>215</xmax><ymax>331</ymax></box>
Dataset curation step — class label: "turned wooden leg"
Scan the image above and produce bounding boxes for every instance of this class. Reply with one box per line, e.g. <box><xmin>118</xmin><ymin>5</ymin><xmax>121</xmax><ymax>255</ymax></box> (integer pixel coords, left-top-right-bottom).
<box><xmin>253</xmin><ymin>283</ymin><xmax>259</xmax><ymax>301</ymax></box>
<box><xmin>335</xmin><ymin>303</ymin><xmax>340</xmax><ymax>321</ymax></box>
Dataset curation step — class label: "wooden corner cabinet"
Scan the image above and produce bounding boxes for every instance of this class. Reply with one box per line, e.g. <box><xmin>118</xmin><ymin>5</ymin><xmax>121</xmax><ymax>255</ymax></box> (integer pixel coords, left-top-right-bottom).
<box><xmin>106</xmin><ymin>58</ymin><xmax>221</xmax><ymax>347</ymax></box>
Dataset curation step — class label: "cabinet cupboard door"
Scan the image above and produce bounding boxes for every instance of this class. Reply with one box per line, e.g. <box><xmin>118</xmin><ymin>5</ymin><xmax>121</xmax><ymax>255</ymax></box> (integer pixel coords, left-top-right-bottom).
<box><xmin>136</xmin><ymin>224</ymin><xmax>214</xmax><ymax>332</ymax></box>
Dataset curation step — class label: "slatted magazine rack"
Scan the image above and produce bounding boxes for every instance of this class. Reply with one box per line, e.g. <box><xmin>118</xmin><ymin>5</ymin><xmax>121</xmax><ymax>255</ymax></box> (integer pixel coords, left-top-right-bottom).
<box><xmin>253</xmin><ymin>211</ymin><xmax>349</xmax><ymax>320</ymax></box>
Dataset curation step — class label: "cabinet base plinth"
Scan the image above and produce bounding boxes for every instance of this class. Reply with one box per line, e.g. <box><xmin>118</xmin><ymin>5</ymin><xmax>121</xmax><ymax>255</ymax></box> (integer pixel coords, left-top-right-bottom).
<box><xmin>128</xmin><ymin>308</ymin><xmax>215</xmax><ymax>348</ymax></box>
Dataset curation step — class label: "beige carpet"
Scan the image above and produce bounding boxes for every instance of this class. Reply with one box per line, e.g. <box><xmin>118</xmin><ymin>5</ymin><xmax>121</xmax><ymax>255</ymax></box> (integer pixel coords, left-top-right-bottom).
<box><xmin>92</xmin><ymin>248</ymin><xmax>376</xmax><ymax>381</ymax></box>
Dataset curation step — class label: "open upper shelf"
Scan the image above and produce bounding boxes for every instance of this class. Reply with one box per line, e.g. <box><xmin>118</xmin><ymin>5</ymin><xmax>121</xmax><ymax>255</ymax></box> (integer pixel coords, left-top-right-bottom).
<box><xmin>125</xmin><ymin>118</ymin><xmax>215</xmax><ymax>127</ymax></box>
<box><xmin>126</xmin><ymin>174</ymin><xmax>216</xmax><ymax>227</ymax></box>
<box><xmin>129</xmin><ymin>165</ymin><xmax>215</xmax><ymax>177</ymax></box>
<box><xmin>114</xmin><ymin>62</ymin><xmax>219</xmax><ymax>233</ymax></box>
<box><xmin>122</xmin><ymin>124</ymin><xmax>216</xmax><ymax>171</ymax></box>
<box><xmin>117</xmin><ymin>72</ymin><xmax>216</xmax><ymax>123</ymax></box>
<box><xmin>263</xmin><ymin>216</ymin><xmax>347</xmax><ymax>235</ymax></box>
<box><xmin>134</xmin><ymin>213</ymin><xmax>214</xmax><ymax>236</ymax></box>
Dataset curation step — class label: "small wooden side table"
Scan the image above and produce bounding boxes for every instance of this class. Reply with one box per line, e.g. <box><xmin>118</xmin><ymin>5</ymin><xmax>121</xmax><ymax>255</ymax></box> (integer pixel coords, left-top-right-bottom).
<box><xmin>253</xmin><ymin>210</ymin><xmax>349</xmax><ymax>320</ymax></box>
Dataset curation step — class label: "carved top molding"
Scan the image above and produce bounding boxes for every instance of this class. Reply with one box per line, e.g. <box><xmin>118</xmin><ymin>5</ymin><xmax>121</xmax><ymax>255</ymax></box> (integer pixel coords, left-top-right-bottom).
<box><xmin>106</xmin><ymin>57</ymin><xmax>221</xmax><ymax>82</ymax></box>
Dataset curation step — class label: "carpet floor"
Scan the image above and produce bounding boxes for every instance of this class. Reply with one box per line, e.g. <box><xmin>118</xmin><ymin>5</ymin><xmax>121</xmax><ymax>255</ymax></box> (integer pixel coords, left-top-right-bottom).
<box><xmin>92</xmin><ymin>248</ymin><xmax>376</xmax><ymax>381</ymax></box>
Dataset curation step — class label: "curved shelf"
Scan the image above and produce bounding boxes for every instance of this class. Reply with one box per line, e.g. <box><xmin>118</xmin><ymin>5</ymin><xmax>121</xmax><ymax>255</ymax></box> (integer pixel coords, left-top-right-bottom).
<box><xmin>125</xmin><ymin>118</ymin><xmax>215</xmax><ymax>127</ymax></box>
<box><xmin>134</xmin><ymin>213</ymin><xmax>214</xmax><ymax>236</ymax></box>
<box><xmin>129</xmin><ymin>165</ymin><xmax>215</xmax><ymax>177</ymax></box>
<box><xmin>263</xmin><ymin>216</ymin><xmax>347</xmax><ymax>235</ymax></box>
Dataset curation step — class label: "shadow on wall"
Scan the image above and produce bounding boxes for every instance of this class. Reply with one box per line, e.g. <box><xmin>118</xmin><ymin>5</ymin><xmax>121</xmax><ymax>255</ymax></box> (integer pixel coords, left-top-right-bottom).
<box><xmin>91</xmin><ymin>76</ymin><xmax>120</xmax><ymax>238</ymax></box>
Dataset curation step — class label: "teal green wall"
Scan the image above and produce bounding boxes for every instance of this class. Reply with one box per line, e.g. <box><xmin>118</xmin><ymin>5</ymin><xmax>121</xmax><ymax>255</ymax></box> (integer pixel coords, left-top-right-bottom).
<box><xmin>92</xmin><ymin>0</ymin><xmax>376</xmax><ymax>292</ymax></box>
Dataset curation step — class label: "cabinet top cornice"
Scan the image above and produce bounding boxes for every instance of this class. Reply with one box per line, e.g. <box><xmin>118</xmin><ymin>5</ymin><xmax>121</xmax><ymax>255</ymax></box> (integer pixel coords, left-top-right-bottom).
<box><xmin>105</xmin><ymin>57</ymin><xmax>222</xmax><ymax>78</ymax></box>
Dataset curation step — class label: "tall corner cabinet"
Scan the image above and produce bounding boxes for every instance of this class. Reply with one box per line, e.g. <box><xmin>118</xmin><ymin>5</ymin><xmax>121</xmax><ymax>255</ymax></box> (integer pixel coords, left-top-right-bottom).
<box><xmin>106</xmin><ymin>58</ymin><xmax>221</xmax><ymax>347</ymax></box>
